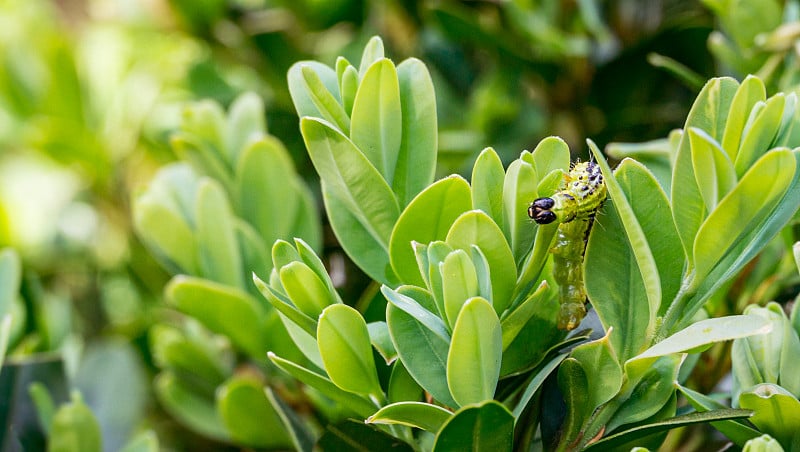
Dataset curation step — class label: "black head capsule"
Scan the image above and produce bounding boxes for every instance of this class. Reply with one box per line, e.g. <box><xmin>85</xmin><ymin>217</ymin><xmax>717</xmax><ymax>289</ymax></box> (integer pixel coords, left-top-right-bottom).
<box><xmin>528</xmin><ymin>197</ymin><xmax>557</xmax><ymax>224</ymax></box>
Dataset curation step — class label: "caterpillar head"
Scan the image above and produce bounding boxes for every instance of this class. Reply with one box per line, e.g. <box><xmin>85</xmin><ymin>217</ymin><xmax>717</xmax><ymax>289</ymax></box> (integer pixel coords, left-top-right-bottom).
<box><xmin>528</xmin><ymin>197</ymin><xmax>557</xmax><ymax>224</ymax></box>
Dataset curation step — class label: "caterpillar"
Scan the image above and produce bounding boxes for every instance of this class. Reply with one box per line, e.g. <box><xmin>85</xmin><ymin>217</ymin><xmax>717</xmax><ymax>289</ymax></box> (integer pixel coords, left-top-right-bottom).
<box><xmin>528</xmin><ymin>161</ymin><xmax>606</xmax><ymax>331</ymax></box>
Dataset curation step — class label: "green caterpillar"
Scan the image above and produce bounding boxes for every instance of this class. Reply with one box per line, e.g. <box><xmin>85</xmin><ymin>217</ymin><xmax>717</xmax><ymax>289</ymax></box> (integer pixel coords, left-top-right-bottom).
<box><xmin>528</xmin><ymin>161</ymin><xmax>607</xmax><ymax>331</ymax></box>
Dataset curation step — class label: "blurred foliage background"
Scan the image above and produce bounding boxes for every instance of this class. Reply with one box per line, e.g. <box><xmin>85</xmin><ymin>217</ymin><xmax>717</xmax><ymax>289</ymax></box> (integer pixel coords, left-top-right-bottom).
<box><xmin>0</xmin><ymin>0</ymin><xmax>798</xmax><ymax>449</ymax></box>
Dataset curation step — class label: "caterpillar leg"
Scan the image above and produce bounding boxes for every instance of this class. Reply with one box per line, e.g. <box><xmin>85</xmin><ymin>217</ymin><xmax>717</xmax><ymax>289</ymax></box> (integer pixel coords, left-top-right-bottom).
<box><xmin>557</xmin><ymin>301</ymin><xmax>587</xmax><ymax>331</ymax></box>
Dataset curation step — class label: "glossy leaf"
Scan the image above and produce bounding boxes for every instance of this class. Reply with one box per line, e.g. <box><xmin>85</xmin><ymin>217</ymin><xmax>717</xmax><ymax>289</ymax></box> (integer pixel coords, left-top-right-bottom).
<box><xmin>382</xmin><ymin>285</ymin><xmax>450</xmax><ymax>342</ymax></box>
<box><xmin>570</xmin><ymin>329</ymin><xmax>623</xmax><ymax>411</ymax></box>
<box><xmin>446</xmin><ymin>211</ymin><xmax>516</xmax><ymax>314</ymax></box>
<box><xmin>502</xmin><ymin>158</ymin><xmax>538</xmax><ymax>264</ymax></box>
<box><xmin>234</xmin><ymin>138</ymin><xmax>300</xmax><ymax>252</ymax></box>
<box><xmin>367</xmin><ymin>402</ymin><xmax>452</xmax><ymax>432</ymax></box>
<box><xmin>742</xmin><ymin>434</ymin><xmax>785</xmax><ymax>452</ymax></box>
<box><xmin>735</xmin><ymin>94</ymin><xmax>785</xmax><ymax>176</ymax></box>
<box><xmin>584</xmin><ymin>409</ymin><xmax>753</xmax><ymax>452</ymax></box>
<box><xmin>739</xmin><ymin>384</ymin><xmax>800</xmax><ymax>448</ymax></box>
<box><xmin>394</xmin><ymin>58</ymin><xmax>437</xmax><ymax>206</ymax></box>
<box><xmin>217</xmin><ymin>376</ymin><xmax>291</xmax><ymax>448</ymax></box>
<box><xmin>671</xmin><ymin>77</ymin><xmax>739</xmax><ymax>265</ymax></box>
<box><xmin>689</xmin><ymin>127</ymin><xmax>737</xmax><ymax>211</ymax></box>
<box><xmin>432</xmin><ymin>401</ymin><xmax>514</xmax><ymax>451</ymax></box>
<box><xmin>317</xmin><ymin>304</ymin><xmax>382</xmax><ymax>397</ymax></box>
<box><xmin>387</xmin><ymin>360</ymin><xmax>423</xmax><ymax>403</ymax></box>
<box><xmin>268</xmin><ymin>353</ymin><xmax>377</xmax><ymax>418</ymax></box>
<box><xmin>358</xmin><ymin>36</ymin><xmax>385</xmax><ymax>75</ymax></box>
<box><xmin>447</xmin><ymin>297</ymin><xmax>502</xmax><ymax>406</ymax></box>
<box><xmin>48</xmin><ymin>392</ymin><xmax>101</xmax><ymax>452</ymax></box>
<box><xmin>368</xmin><ymin>321</ymin><xmax>397</xmax><ymax>364</ymax></box>
<box><xmin>677</xmin><ymin>384</ymin><xmax>761</xmax><ymax>446</ymax></box>
<box><xmin>264</xmin><ymin>387</ymin><xmax>315</xmax><ymax>452</ymax></box>
<box><xmin>722</xmin><ymin>75</ymin><xmax>766</xmax><ymax>160</ymax></box>
<box><xmin>607</xmin><ymin>355</ymin><xmax>682</xmax><ymax>433</ymax></box>
<box><xmin>512</xmin><ymin>353</ymin><xmax>567</xmax><ymax>418</ymax></box>
<box><xmin>154</xmin><ymin>372</ymin><xmax>228</xmax><ymax>441</ymax></box>
<box><xmin>530</xmin><ymin>136</ymin><xmax>571</xmax><ymax>178</ymax></box>
<box><xmin>442</xmin><ymin>250</ymin><xmax>480</xmax><ymax>328</ymax></box>
<box><xmin>350</xmin><ymin>59</ymin><xmax>401</xmax><ymax>182</ymax></box>
<box><xmin>557</xmin><ymin>358</ymin><xmax>591</xmax><ymax>444</ymax></box>
<box><xmin>224</xmin><ymin>92</ymin><xmax>265</xmax><ymax>163</ymax></box>
<box><xmin>280</xmin><ymin>261</ymin><xmax>334</xmax><ymax>319</ymax></box>
<box><xmin>318</xmin><ymin>420</ymin><xmax>413</xmax><ymax>452</ymax></box>
<box><xmin>387</xmin><ymin>298</ymin><xmax>457</xmax><ymax>408</ymax></box>
<box><xmin>635</xmin><ymin>315</ymin><xmax>772</xmax><ymax>361</ymax></box>
<box><xmin>254</xmin><ymin>275</ymin><xmax>318</xmax><ymax>338</ymax></box>
<box><xmin>471</xmin><ymin>147</ymin><xmax>506</xmax><ymax>231</ymax></box>
<box><xmin>499</xmin><ymin>285</ymin><xmax>563</xmax><ymax>377</ymax></box>
<box><xmin>389</xmin><ymin>175</ymin><xmax>472</xmax><ymax>286</ymax></box>
<box><xmin>694</xmin><ymin>148</ymin><xmax>795</xmax><ymax>282</ymax></box>
<box><xmin>166</xmin><ymin>276</ymin><xmax>269</xmax><ymax>358</ymax></box>
<box><xmin>500</xmin><ymin>280</ymin><xmax>549</xmax><ymax>350</ymax></box>
<box><xmin>195</xmin><ymin>179</ymin><xmax>243</xmax><ymax>288</ymax></box>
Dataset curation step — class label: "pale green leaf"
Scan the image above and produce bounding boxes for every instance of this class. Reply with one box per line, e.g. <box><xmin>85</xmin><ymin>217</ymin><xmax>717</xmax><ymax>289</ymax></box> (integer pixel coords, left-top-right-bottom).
<box><xmin>447</xmin><ymin>297</ymin><xmax>502</xmax><ymax>406</ymax></box>
<box><xmin>367</xmin><ymin>402</ymin><xmax>452</xmax><ymax>432</ymax></box>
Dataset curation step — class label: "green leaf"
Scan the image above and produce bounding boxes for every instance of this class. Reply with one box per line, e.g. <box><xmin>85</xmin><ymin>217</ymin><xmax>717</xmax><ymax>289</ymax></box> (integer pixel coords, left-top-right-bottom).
<box><xmin>224</xmin><ymin>92</ymin><xmax>266</xmax><ymax>163</ymax></box>
<box><xmin>735</xmin><ymin>94</ymin><xmax>785</xmax><ymax>177</ymax></box>
<box><xmin>49</xmin><ymin>392</ymin><xmax>102</xmax><ymax>452</ymax></box>
<box><xmin>694</xmin><ymin>148</ymin><xmax>796</xmax><ymax>282</ymax></box>
<box><xmin>317</xmin><ymin>304</ymin><xmax>383</xmax><ymax>397</ymax></box>
<box><xmin>154</xmin><ymin>372</ymin><xmax>228</xmax><ymax>441</ymax></box>
<box><xmin>234</xmin><ymin>137</ymin><xmax>300</xmax><ymax>250</ymax></box>
<box><xmin>171</xmin><ymin>134</ymin><xmax>234</xmax><ymax>195</ymax></box>
<box><xmin>254</xmin><ymin>275</ymin><xmax>318</xmax><ymax>338</ymax></box>
<box><xmin>502</xmin><ymin>159</ymin><xmax>538</xmax><ymax>264</ymax></box>
<box><xmin>500</xmin><ymin>280</ymin><xmax>549</xmax><ymax>350</ymax></box>
<box><xmin>499</xmin><ymin>286</ymin><xmax>563</xmax><ymax>377</ymax></box>
<box><xmin>387</xmin><ymin>299</ymin><xmax>457</xmax><ymax>408</ymax></box>
<box><xmin>571</xmin><ymin>329</ymin><xmax>623</xmax><ymax>411</ymax></box>
<box><xmin>119</xmin><ymin>431</ymin><xmax>159</xmax><ymax>452</ymax></box>
<box><xmin>388</xmin><ymin>360</ymin><xmax>423</xmax><ymax>403</ymax></box>
<box><xmin>472</xmin><ymin>147</ymin><xmax>506</xmax><ymax>231</ymax></box>
<box><xmin>339</xmin><ymin>61</ymin><xmax>358</xmax><ymax>116</ymax></box>
<box><xmin>381</xmin><ymin>285</ymin><xmax>450</xmax><ymax>342</ymax></box>
<box><xmin>447</xmin><ymin>297</ymin><xmax>502</xmax><ymax>406</ymax></box>
<box><xmin>394</xmin><ymin>58</ymin><xmax>437</xmax><ymax>206</ymax></box>
<box><xmin>389</xmin><ymin>176</ymin><xmax>472</xmax><ymax>286</ymax></box>
<box><xmin>557</xmin><ymin>358</ymin><xmax>591</xmax><ymax>445</ymax></box>
<box><xmin>318</xmin><ymin>420</ymin><xmax>413</xmax><ymax>452</ymax></box>
<box><xmin>607</xmin><ymin>355</ymin><xmax>682</xmax><ymax>433</ymax></box>
<box><xmin>29</xmin><ymin>382</ymin><xmax>55</xmax><ymax>435</ymax></box>
<box><xmin>634</xmin><ymin>315</ymin><xmax>772</xmax><ymax>361</ymax></box>
<box><xmin>442</xmin><ymin>250</ymin><xmax>480</xmax><ymax>329</ymax></box>
<box><xmin>432</xmin><ymin>401</ymin><xmax>514</xmax><ymax>451</ymax></box>
<box><xmin>264</xmin><ymin>387</ymin><xmax>315</xmax><ymax>452</ymax></box>
<box><xmin>166</xmin><ymin>276</ymin><xmax>268</xmax><ymax>358</ymax></box>
<box><xmin>677</xmin><ymin>384</ymin><xmax>761</xmax><ymax>446</ymax></box>
<box><xmin>195</xmin><ymin>179</ymin><xmax>243</xmax><ymax>288</ymax></box>
<box><xmin>295</xmin><ymin>238</ymin><xmax>340</xmax><ymax>302</ymax></box>
<box><xmin>268</xmin><ymin>352</ymin><xmax>377</xmax><ymax>418</ymax></box>
<box><xmin>300</xmin><ymin>64</ymin><xmax>350</xmax><ymax>134</ymax></box>
<box><xmin>743</xmin><ymin>434</ymin><xmax>785</xmax><ymax>452</ymax></box>
<box><xmin>358</xmin><ymin>36</ymin><xmax>385</xmax><ymax>75</ymax></box>
<box><xmin>671</xmin><ymin>77</ymin><xmax>739</xmax><ymax>266</ymax></box>
<box><xmin>0</xmin><ymin>315</ymin><xmax>11</xmax><ymax>369</ymax></box>
<box><xmin>583</xmin><ymin>409</ymin><xmax>754</xmax><ymax>452</ymax></box>
<box><xmin>367</xmin><ymin>402</ymin><xmax>452</xmax><ymax>432</ymax></box>
<box><xmin>721</xmin><ymin>75</ymin><xmax>766</xmax><ymax>160</ymax></box>
<box><xmin>689</xmin><ymin>127</ymin><xmax>737</xmax><ymax>211</ymax></box>
<box><xmin>288</xmin><ymin>61</ymin><xmax>340</xmax><ymax>120</ymax></box>
<box><xmin>446</xmin><ymin>211</ymin><xmax>516</xmax><ymax>314</ymax></box>
<box><xmin>350</xmin><ymin>59</ymin><xmax>401</xmax><ymax>183</ymax></box>
<box><xmin>304</xmin><ymin>117</ymin><xmax>401</xmax><ymax>284</ymax></box>
<box><xmin>512</xmin><ymin>353</ymin><xmax>567</xmax><ymax>419</ymax></box>
<box><xmin>739</xmin><ymin>384</ymin><xmax>800</xmax><ymax>448</ymax></box>
<box><xmin>530</xmin><ymin>136</ymin><xmax>571</xmax><ymax>178</ymax></box>
<box><xmin>732</xmin><ymin>303</ymin><xmax>793</xmax><ymax>393</ymax></box>
<box><xmin>280</xmin><ymin>261</ymin><xmax>335</xmax><ymax>319</ymax></box>
<box><xmin>217</xmin><ymin>376</ymin><xmax>291</xmax><ymax>448</ymax></box>
<box><xmin>149</xmin><ymin>324</ymin><xmax>229</xmax><ymax>389</ymax></box>
<box><xmin>368</xmin><ymin>321</ymin><xmax>397</xmax><ymax>364</ymax></box>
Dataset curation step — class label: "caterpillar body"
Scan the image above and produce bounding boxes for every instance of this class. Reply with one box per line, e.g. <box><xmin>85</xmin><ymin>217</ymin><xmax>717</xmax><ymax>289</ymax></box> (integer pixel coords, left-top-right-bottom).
<box><xmin>528</xmin><ymin>161</ymin><xmax>606</xmax><ymax>331</ymax></box>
